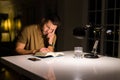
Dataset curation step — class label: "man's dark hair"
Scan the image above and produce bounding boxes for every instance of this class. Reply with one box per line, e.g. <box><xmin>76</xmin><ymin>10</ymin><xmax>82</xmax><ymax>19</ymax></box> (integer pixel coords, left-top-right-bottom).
<box><xmin>40</xmin><ymin>14</ymin><xmax>61</xmax><ymax>27</ymax></box>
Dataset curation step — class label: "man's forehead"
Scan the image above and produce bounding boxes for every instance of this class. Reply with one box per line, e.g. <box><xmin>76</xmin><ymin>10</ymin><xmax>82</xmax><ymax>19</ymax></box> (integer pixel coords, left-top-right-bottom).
<box><xmin>46</xmin><ymin>21</ymin><xmax>57</xmax><ymax>28</ymax></box>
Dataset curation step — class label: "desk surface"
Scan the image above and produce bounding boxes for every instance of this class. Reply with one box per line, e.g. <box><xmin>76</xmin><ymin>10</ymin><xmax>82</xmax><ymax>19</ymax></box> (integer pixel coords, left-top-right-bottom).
<box><xmin>1</xmin><ymin>51</ymin><xmax>120</xmax><ymax>80</ymax></box>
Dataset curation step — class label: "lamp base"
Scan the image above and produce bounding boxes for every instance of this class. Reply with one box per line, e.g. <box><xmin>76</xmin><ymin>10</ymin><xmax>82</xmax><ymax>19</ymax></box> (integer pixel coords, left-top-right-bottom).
<box><xmin>84</xmin><ymin>53</ymin><xmax>99</xmax><ymax>58</ymax></box>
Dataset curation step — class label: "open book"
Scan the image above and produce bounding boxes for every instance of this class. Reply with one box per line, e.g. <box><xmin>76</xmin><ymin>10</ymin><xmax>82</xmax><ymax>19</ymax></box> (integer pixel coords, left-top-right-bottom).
<box><xmin>34</xmin><ymin>52</ymin><xmax>64</xmax><ymax>58</ymax></box>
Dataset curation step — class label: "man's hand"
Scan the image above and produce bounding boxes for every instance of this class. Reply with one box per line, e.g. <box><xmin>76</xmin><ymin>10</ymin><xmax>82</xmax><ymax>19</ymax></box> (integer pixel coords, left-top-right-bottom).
<box><xmin>40</xmin><ymin>47</ymin><xmax>50</xmax><ymax>53</ymax></box>
<box><xmin>47</xmin><ymin>29</ymin><xmax>55</xmax><ymax>44</ymax></box>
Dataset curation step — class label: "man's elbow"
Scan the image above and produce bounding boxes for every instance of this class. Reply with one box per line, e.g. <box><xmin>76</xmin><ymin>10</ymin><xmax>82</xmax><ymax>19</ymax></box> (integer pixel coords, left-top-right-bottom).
<box><xmin>15</xmin><ymin>48</ymin><xmax>24</xmax><ymax>55</ymax></box>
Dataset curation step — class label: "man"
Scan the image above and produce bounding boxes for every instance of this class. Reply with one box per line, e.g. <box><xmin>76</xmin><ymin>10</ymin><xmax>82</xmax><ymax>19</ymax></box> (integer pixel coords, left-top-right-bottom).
<box><xmin>15</xmin><ymin>14</ymin><xmax>61</xmax><ymax>55</ymax></box>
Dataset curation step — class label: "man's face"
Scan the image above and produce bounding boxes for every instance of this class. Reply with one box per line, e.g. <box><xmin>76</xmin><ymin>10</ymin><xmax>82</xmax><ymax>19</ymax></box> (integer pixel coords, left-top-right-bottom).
<box><xmin>42</xmin><ymin>20</ymin><xmax>57</xmax><ymax>35</ymax></box>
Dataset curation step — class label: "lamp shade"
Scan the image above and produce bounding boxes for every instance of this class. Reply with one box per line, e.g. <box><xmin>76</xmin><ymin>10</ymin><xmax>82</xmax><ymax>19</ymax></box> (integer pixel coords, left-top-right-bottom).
<box><xmin>73</xmin><ymin>27</ymin><xmax>85</xmax><ymax>39</ymax></box>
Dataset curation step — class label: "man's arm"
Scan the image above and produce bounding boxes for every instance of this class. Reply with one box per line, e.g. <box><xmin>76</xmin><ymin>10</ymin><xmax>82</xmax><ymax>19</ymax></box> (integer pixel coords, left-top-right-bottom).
<box><xmin>16</xmin><ymin>42</ymin><xmax>51</xmax><ymax>55</ymax></box>
<box><xmin>47</xmin><ymin>30</ymin><xmax>56</xmax><ymax>52</ymax></box>
<box><xmin>15</xmin><ymin>42</ymin><xmax>34</xmax><ymax>55</ymax></box>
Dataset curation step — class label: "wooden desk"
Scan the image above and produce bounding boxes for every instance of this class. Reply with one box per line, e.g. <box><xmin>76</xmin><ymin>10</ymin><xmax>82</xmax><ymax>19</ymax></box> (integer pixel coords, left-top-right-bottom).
<box><xmin>1</xmin><ymin>51</ymin><xmax>120</xmax><ymax>80</ymax></box>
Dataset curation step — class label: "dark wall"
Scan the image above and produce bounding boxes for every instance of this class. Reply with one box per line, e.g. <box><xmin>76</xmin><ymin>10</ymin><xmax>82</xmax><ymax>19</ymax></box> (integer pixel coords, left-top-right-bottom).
<box><xmin>57</xmin><ymin>0</ymin><xmax>88</xmax><ymax>51</ymax></box>
<box><xmin>12</xmin><ymin>0</ymin><xmax>58</xmax><ymax>26</ymax></box>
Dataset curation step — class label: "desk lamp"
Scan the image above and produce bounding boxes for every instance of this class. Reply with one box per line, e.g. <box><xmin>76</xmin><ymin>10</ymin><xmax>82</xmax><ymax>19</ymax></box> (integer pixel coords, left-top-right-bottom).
<box><xmin>73</xmin><ymin>25</ymin><xmax>101</xmax><ymax>58</ymax></box>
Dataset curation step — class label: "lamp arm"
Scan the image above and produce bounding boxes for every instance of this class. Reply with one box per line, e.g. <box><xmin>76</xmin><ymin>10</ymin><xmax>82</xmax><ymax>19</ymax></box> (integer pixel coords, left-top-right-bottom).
<box><xmin>91</xmin><ymin>40</ymin><xmax>99</xmax><ymax>55</ymax></box>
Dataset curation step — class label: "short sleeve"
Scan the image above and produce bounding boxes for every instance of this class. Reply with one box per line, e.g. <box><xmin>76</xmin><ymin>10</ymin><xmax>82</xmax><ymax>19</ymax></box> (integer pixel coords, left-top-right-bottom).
<box><xmin>17</xmin><ymin>27</ymin><xmax>28</xmax><ymax>44</ymax></box>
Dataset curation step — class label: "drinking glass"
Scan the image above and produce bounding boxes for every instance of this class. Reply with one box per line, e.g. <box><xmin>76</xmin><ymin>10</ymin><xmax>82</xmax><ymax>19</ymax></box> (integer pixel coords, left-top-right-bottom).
<box><xmin>74</xmin><ymin>47</ymin><xmax>83</xmax><ymax>58</ymax></box>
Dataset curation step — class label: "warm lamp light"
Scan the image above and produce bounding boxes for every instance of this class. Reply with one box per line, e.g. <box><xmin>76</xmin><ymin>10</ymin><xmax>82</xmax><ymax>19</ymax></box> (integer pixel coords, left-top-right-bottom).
<box><xmin>15</xmin><ymin>19</ymin><xmax>21</xmax><ymax>30</ymax></box>
<box><xmin>7</xmin><ymin>19</ymin><xmax>11</xmax><ymax>30</ymax></box>
<box><xmin>0</xmin><ymin>14</ymin><xmax>22</xmax><ymax>42</ymax></box>
<box><xmin>1</xmin><ymin>33</ymin><xmax>10</xmax><ymax>42</ymax></box>
<box><xmin>2</xmin><ymin>19</ymin><xmax>12</xmax><ymax>31</ymax></box>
